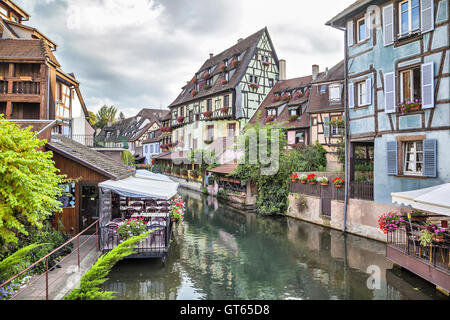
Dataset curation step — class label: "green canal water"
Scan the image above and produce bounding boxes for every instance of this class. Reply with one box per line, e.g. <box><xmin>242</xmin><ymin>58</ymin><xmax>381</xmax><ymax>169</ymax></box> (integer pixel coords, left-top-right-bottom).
<box><xmin>103</xmin><ymin>188</ymin><xmax>447</xmax><ymax>300</ymax></box>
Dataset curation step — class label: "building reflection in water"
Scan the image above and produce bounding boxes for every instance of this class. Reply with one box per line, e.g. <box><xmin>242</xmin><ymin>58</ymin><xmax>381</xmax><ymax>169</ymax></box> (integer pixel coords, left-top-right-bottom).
<box><xmin>103</xmin><ymin>188</ymin><xmax>447</xmax><ymax>300</ymax></box>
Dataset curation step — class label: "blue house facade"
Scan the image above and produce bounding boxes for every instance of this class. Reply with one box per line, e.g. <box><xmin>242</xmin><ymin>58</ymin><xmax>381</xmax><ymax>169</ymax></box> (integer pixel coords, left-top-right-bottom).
<box><xmin>328</xmin><ymin>0</ymin><xmax>450</xmax><ymax>204</ymax></box>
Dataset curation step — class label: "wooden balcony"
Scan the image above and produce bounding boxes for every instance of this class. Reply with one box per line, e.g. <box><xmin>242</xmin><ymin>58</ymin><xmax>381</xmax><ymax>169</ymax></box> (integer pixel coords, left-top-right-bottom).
<box><xmin>12</xmin><ymin>81</ymin><xmax>40</xmax><ymax>95</ymax></box>
<box><xmin>387</xmin><ymin>223</ymin><xmax>449</xmax><ymax>293</ymax></box>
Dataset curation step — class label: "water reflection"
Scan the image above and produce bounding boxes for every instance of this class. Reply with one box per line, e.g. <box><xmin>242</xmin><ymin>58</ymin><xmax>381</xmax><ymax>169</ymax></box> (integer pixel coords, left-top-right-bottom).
<box><xmin>103</xmin><ymin>188</ymin><xmax>446</xmax><ymax>300</ymax></box>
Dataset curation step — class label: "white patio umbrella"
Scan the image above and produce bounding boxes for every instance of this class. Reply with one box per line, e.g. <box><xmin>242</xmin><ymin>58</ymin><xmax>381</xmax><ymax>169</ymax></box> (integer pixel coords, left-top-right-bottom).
<box><xmin>391</xmin><ymin>183</ymin><xmax>450</xmax><ymax>217</ymax></box>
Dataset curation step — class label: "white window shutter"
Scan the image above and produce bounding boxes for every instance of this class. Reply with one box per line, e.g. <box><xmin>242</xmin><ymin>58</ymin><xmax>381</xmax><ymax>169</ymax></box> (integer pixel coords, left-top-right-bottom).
<box><xmin>365</xmin><ymin>13</ymin><xmax>371</xmax><ymax>40</ymax></box>
<box><xmin>421</xmin><ymin>0</ymin><xmax>434</xmax><ymax>34</ymax></box>
<box><xmin>383</xmin><ymin>4</ymin><xmax>394</xmax><ymax>46</ymax></box>
<box><xmin>423</xmin><ymin>139</ymin><xmax>437</xmax><ymax>178</ymax></box>
<box><xmin>324</xmin><ymin>116</ymin><xmax>330</xmax><ymax>137</ymax></box>
<box><xmin>347</xmin><ymin>20</ymin><xmax>354</xmax><ymax>47</ymax></box>
<box><xmin>384</xmin><ymin>72</ymin><xmax>396</xmax><ymax>113</ymax></box>
<box><xmin>421</xmin><ymin>62</ymin><xmax>435</xmax><ymax>109</ymax></box>
<box><xmin>348</xmin><ymin>82</ymin><xmax>355</xmax><ymax>109</ymax></box>
<box><xmin>387</xmin><ymin>141</ymin><xmax>398</xmax><ymax>176</ymax></box>
<box><xmin>365</xmin><ymin>78</ymin><xmax>372</xmax><ymax>106</ymax></box>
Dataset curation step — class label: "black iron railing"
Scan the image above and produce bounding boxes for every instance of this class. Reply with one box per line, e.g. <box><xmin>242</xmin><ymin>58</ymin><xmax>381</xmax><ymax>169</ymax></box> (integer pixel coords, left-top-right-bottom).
<box><xmin>290</xmin><ymin>181</ymin><xmax>373</xmax><ymax>201</ymax></box>
<box><xmin>387</xmin><ymin>222</ymin><xmax>449</xmax><ymax>273</ymax></box>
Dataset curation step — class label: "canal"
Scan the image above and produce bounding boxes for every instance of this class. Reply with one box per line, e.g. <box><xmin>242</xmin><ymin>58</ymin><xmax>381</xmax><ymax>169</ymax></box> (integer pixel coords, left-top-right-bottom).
<box><xmin>103</xmin><ymin>188</ymin><xmax>447</xmax><ymax>300</ymax></box>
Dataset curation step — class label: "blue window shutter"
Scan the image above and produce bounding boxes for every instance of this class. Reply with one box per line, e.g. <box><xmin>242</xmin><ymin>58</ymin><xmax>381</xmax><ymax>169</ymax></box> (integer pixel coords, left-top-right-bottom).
<box><xmin>424</xmin><ymin>139</ymin><xmax>437</xmax><ymax>178</ymax></box>
<box><xmin>324</xmin><ymin>116</ymin><xmax>330</xmax><ymax>137</ymax></box>
<box><xmin>383</xmin><ymin>4</ymin><xmax>394</xmax><ymax>46</ymax></box>
<box><xmin>387</xmin><ymin>141</ymin><xmax>398</xmax><ymax>175</ymax></box>
<box><xmin>365</xmin><ymin>78</ymin><xmax>372</xmax><ymax>106</ymax></box>
<box><xmin>384</xmin><ymin>72</ymin><xmax>396</xmax><ymax>113</ymax></box>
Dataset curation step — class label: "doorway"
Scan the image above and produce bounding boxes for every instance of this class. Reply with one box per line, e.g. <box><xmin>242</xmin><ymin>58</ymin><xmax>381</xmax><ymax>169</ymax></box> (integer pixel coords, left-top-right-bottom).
<box><xmin>79</xmin><ymin>184</ymin><xmax>99</xmax><ymax>234</ymax></box>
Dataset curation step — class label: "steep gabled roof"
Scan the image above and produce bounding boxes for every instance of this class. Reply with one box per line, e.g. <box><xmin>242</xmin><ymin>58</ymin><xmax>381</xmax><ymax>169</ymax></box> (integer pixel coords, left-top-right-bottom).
<box><xmin>46</xmin><ymin>134</ymin><xmax>135</xmax><ymax>180</ymax></box>
<box><xmin>2</xmin><ymin>0</ymin><xmax>31</xmax><ymax>20</ymax></box>
<box><xmin>168</xmin><ymin>28</ymin><xmax>270</xmax><ymax>108</ymax></box>
<box><xmin>326</xmin><ymin>0</ymin><xmax>373</xmax><ymax>28</ymax></box>
<box><xmin>138</xmin><ymin>108</ymin><xmax>170</xmax><ymax>122</ymax></box>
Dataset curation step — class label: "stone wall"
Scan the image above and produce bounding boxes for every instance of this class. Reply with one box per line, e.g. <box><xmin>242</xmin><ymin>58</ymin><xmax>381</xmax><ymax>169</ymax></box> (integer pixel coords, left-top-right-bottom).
<box><xmin>287</xmin><ymin>193</ymin><xmax>405</xmax><ymax>243</ymax></box>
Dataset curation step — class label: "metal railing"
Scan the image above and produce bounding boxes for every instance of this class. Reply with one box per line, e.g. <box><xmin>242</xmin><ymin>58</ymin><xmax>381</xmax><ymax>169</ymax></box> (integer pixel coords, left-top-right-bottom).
<box><xmin>71</xmin><ymin>134</ymin><xmax>94</xmax><ymax>147</ymax></box>
<box><xmin>0</xmin><ymin>220</ymin><xmax>99</xmax><ymax>300</ymax></box>
<box><xmin>388</xmin><ymin>222</ymin><xmax>449</xmax><ymax>273</ymax></box>
<box><xmin>290</xmin><ymin>181</ymin><xmax>373</xmax><ymax>201</ymax></box>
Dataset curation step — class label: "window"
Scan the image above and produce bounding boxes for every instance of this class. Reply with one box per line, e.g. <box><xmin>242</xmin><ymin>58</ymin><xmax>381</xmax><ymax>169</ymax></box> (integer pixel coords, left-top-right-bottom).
<box><xmin>225</xmin><ymin>72</ymin><xmax>230</xmax><ymax>81</ymax></box>
<box><xmin>267</xmin><ymin>108</ymin><xmax>277</xmax><ymax>116</ymax></box>
<box><xmin>207</xmin><ymin>99</ymin><xmax>212</xmax><ymax>111</ymax></box>
<box><xmin>357</xmin><ymin>17</ymin><xmax>366</xmax><ymax>42</ymax></box>
<box><xmin>224</xmin><ymin>95</ymin><xmax>230</xmax><ymax>107</ymax></box>
<box><xmin>269</xmin><ymin>78</ymin><xmax>274</xmax><ymax>87</ymax></box>
<box><xmin>399</xmin><ymin>67</ymin><xmax>421</xmax><ymax>103</ymax></box>
<box><xmin>320</xmin><ymin>85</ymin><xmax>327</xmax><ymax>94</ymax></box>
<box><xmin>189</xmin><ymin>110</ymin><xmax>193</xmax><ymax>122</ymax></box>
<box><xmin>329</xmin><ymin>84</ymin><xmax>342</xmax><ymax>102</ymax></box>
<box><xmin>295</xmin><ymin>131</ymin><xmax>305</xmax><ymax>144</ymax></box>
<box><xmin>180</xmin><ymin>106</ymin><xmax>184</xmax><ymax>117</ymax></box>
<box><xmin>357</xmin><ymin>81</ymin><xmax>367</xmax><ymax>106</ymax></box>
<box><xmin>399</xmin><ymin>0</ymin><xmax>420</xmax><ymax>37</ymax></box>
<box><xmin>331</xmin><ymin>116</ymin><xmax>344</xmax><ymax>137</ymax></box>
<box><xmin>206</xmin><ymin>78</ymin><xmax>212</xmax><ymax>86</ymax></box>
<box><xmin>290</xmin><ymin>109</ymin><xmax>298</xmax><ymax>117</ymax></box>
<box><xmin>193</xmin><ymin>139</ymin><xmax>198</xmax><ymax>150</ymax></box>
<box><xmin>149</xmin><ymin>145</ymin><xmax>153</xmax><ymax>153</ymax></box>
<box><xmin>57</xmin><ymin>184</ymin><xmax>76</xmax><ymax>208</ymax></box>
<box><xmin>206</xmin><ymin>125</ymin><xmax>214</xmax><ymax>141</ymax></box>
<box><xmin>145</xmin><ymin>145</ymin><xmax>148</xmax><ymax>153</ymax></box>
<box><xmin>403</xmin><ymin>141</ymin><xmax>424</xmax><ymax>175</ymax></box>
<box><xmin>228</xmin><ymin>123</ymin><xmax>236</xmax><ymax>137</ymax></box>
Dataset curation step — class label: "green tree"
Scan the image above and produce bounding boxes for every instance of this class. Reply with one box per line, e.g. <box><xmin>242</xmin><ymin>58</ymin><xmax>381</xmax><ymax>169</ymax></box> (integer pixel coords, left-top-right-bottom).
<box><xmin>87</xmin><ymin>111</ymin><xmax>97</xmax><ymax>127</ymax></box>
<box><xmin>95</xmin><ymin>105</ymin><xmax>118</xmax><ymax>130</ymax></box>
<box><xmin>233</xmin><ymin>112</ymin><xmax>326</xmax><ymax>216</ymax></box>
<box><xmin>0</xmin><ymin>117</ymin><xmax>65</xmax><ymax>247</ymax></box>
<box><xmin>121</xmin><ymin>150</ymin><xmax>134</xmax><ymax>166</ymax></box>
<box><xmin>118</xmin><ymin>112</ymin><xmax>126</xmax><ymax>122</ymax></box>
<box><xmin>65</xmin><ymin>231</ymin><xmax>153</xmax><ymax>300</ymax></box>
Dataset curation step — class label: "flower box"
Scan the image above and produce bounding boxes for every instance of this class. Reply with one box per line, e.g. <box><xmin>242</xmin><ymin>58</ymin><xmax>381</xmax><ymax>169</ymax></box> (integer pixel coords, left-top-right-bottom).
<box><xmin>293</xmin><ymin>92</ymin><xmax>303</xmax><ymax>100</ymax></box>
<box><xmin>232</xmin><ymin>60</ymin><xmax>239</xmax><ymax>68</ymax></box>
<box><xmin>191</xmin><ymin>90</ymin><xmax>198</xmax><ymax>97</ymax></box>
<box><xmin>220</xmin><ymin>64</ymin><xmax>227</xmax><ymax>71</ymax></box>
<box><xmin>307</xmin><ymin>174</ymin><xmax>317</xmax><ymax>184</ymax></box>
<box><xmin>249</xmin><ymin>83</ymin><xmax>260</xmax><ymax>89</ymax></box>
<box><xmin>299</xmin><ymin>174</ymin><xmax>308</xmax><ymax>184</ymax></box>
<box><xmin>203</xmin><ymin>84</ymin><xmax>212</xmax><ymax>90</ymax></box>
<box><xmin>262</xmin><ymin>61</ymin><xmax>270</xmax><ymax>67</ymax></box>
<box><xmin>220</xmin><ymin>107</ymin><xmax>229</xmax><ymax>114</ymax></box>
<box><xmin>289</xmin><ymin>115</ymin><xmax>298</xmax><ymax>122</ymax></box>
<box><xmin>398</xmin><ymin>100</ymin><xmax>422</xmax><ymax>115</ymax></box>
<box><xmin>290</xmin><ymin>173</ymin><xmax>299</xmax><ymax>182</ymax></box>
<box><xmin>177</xmin><ymin>116</ymin><xmax>185</xmax><ymax>123</ymax></box>
<box><xmin>203</xmin><ymin>111</ymin><xmax>213</xmax><ymax>118</ymax></box>
<box><xmin>272</xmin><ymin>96</ymin><xmax>281</xmax><ymax>103</ymax></box>
<box><xmin>221</xmin><ymin>79</ymin><xmax>228</xmax><ymax>85</ymax></box>
<box><xmin>333</xmin><ymin>177</ymin><xmax>344</xmax><ymax>187</ymax></box>
<box><xmin>318</xmin><ymin>177</ymin><xmax>329</xmax><ymax>186</ymax></box>
<box><xmin>282</xmin><ymin>93</ymin><xmax>291</xmax><ymax>101</ymax></box>
<box><xmin>265</xmin><ymin>115</ymin><xmax>275</xmax><ymax>123</ymax></box>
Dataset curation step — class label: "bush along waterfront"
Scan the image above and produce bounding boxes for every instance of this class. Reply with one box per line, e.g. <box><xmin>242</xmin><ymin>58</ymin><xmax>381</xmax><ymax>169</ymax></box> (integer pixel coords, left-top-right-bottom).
<box><xmin>65</xmin><ymin>231</ymin><xmax>153</xmax><ymax>300</ymax></box>
<box><xmin>232</xmin><ymin>113</ymin><xmax>327</xmax><ymax>216</ymax></box>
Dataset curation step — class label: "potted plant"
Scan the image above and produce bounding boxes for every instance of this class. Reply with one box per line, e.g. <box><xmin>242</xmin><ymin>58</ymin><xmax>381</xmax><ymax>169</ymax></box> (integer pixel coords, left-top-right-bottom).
<box><xmin>232</xmin><ymin>59</ymin><xmax>239</xmax><ymax>68</ymax></box>
<box><xmin>221</xmin><ymin>107</ymin><xmax>229</xmax><ymax>114</ymax></box>
<box><xmin>307</xmin><ymin>174</ymin><xmax>317</xmax><ymax>184</ymax></box>
<box><xmin>398</xmin><ymin>99</ymin><xmax>422</xmax><ymax>115</ymax></box>
<box><xmin>181</xmin><ymin>168</ymin><xmax>188</xmax><ymax>177</ymax></box>
<box><xmin>282</xmin><ymin>93</ymin><xmax>291</xmax><ymax>101</ymax></box>
<box><xmin>318</xmin><ymin>177</ymin><xmax>329</xmax><ymax>186</ymax></box>
<box><xmin>265</xmin><ymin>115</ymin><xmax>275</xmax><ymax>123</ymax></box>
<box><xmin>220</xmin><ymin>64</ymin><xmax>227</xmax><ymax>71</ymax></box>
<box><xmin>333</xmin><ymin>177</ymin><xmax>344</xmax><ymax>188</ymax></box>
<box><xmin>116</xmin><ymin>218</ymin><xmax>148</xmax><ymax>240</ymax></box>
<box><xmin>289</xmin><ymin>115</ymin><xmax>298</xmax><ymax>122</ymax></box>
<box><xmin>419</xmin><ymin>229</ymin><xmax>434</xmax><ymax>246</ymax></box>
<box><xmin>378</xmin><ymin>211</ymin><xmax>405</xmax><ymax>234</ymax></box>
<box><xmin>221</xmin><ymin>79</ymin><xmax>228</xmax><ymax>85</ymax></box>
<box><xmin>290</xmin><ymin>173</ymin><xmax>299</xmax><ymax>183</ymax></box>
<box><xmin>299</xmin><ymin>174</ymin><xmax>308</xmax><ymax>184</ymax></box>
<box><xmin>409</xmin><ymin>209</ymin><xmax>427</xmax><ymax>222</ymax></box>
<box><xmin>203</xmin><ymin>110</ymin><xmax>213</xmax><ymax>118</ymax></box>
<box><xmin>249</xmin><ymin>83</ymin><xmax>260</xmax><ymax>89</ymax></box>
<box><xmin>262</xmin><ymin>61</ymin><xmax>270</xmax><ymax>67</ymax></box>
<box><xmin>191</xmin><ymin>90</ymin><xmax>198</xmax><ymax>97</ymax></box>
<box><xmin>170</xmin><ymin>196</ymin><xmax>185</xmax><ymax>222</ymax></box>
<box><xmin>272</xmin><ymin>96</ymin><xmax>281</xmax><ymax>103</ymax></box>
<box><xmin>430</xmin><ymin>225</ymin><xmax>446</xmax><ymax>242</ymax></box>
<box><xmin>203</xmin><ymin>84</ymin><xmax>212</xmax><ymax>90</ymax></box>
<box><xmin>293</xmin><ymin>91</ymin><xmax>303</xmax><ymax>100</ymax></box>
<box><xmin>202</xmin><ymin>72</ymin><xmax>210</xmax><ymax>79</ymax></box>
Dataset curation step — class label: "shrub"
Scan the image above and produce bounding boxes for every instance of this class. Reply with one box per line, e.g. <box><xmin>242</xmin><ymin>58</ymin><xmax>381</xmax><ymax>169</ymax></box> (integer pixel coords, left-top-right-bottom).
<box><xmin>116</xmin><ymin>219</ymin><xmax>148</xmax><ymax>241</ymax></box>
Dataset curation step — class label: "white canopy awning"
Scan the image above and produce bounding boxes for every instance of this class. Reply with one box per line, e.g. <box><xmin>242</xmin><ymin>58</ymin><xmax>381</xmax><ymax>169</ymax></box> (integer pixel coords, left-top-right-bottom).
<box><xmin>391</xmin><ymin>183</ymin><xmax>450</xmax><ymax>217</ymax></box>
<box><xmin>99</xmin><ymin>170</ymin><xmax>179</xmax><ymax>200</ymax></box>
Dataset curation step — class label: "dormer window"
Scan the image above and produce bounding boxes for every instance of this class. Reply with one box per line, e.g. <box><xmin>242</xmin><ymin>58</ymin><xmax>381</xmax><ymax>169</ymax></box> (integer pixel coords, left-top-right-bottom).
<box><xmin>329</xmin><ymin>84</ymin><xmax>342</xmax><ymax>102</ymax></box>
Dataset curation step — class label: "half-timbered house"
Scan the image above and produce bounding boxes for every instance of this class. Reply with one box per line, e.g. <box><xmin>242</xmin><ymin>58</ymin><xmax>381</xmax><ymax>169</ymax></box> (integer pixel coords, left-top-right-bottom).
<box><xmin>327</xmin><ymin>0</ymin><xmax>450</xmax><ymax>204</ymax></box>
<box><xmin>308</xmin><ymin>61</ymin><xmax>346</xmax><ymax>171</ymax></box>
<box><xmin>167</xmin><ymin>27</ymin><xmax>280</xmax><ymax>153</ymax></box>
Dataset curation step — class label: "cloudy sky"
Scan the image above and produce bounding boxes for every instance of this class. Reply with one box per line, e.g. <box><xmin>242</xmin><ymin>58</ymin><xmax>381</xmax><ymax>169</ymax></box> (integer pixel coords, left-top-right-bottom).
<box><xmin>15</xmin><ymin>0</ymin><xmax>354</xmax><ymax>117</ymax></box>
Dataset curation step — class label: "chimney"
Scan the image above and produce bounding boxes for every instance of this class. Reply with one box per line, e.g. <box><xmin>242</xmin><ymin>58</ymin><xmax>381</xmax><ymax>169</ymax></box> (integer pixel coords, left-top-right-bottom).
<box><xmin>209</xmin><ymin>53</ymin><xmax>214</xmax><ymax>59</ymax></box>
<box><xmin>279</xmin><ymin>59</ymin><xmax>287</xmax><ymax>81</ymax></box>
<box><xmin>237</xmin><ymin>38</ymin><xmax>244</xmax><ymax>43</ymax></box>
<box><xmin>312</xmin><ymin>64</ymin><xmax>319</xmax><ymax>81</ymax></box>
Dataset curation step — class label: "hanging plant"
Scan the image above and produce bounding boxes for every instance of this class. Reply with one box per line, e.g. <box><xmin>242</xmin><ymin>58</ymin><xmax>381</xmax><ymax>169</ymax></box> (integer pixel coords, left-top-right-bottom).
<box><xmin>221</xmin><ymin>79</ymin><xmax>228</xmax><ymax>85</ymax></box>
<box><xmin>307</xmin><ymin>174</ymin><xmax>317</xmax><ymax>184</ymax></box>
<box><xmin>262</xmin><ymin>61</ymin><xmax>270</xmax><ymax>67</ymax></box>
<box><xmin>202</xmin><ymin>72</ymin><xmax>210</xmax><ymax>79</ymax></box>
<box><xmin>220</xmin><ymin>107</ymin><xmax>229</xmax><ymax>114</ymax></box>
<box><xmin>272</xmin><ymin>96</ymin><xmax>281</xmax><ymax>103</ymax></box>
<box><xmin>332</xmin><ymin>177</ymin><xmax>344</xmax><ymax>187</ymax></box>
<box><xmin>378</xmin><ymin>211</ymin><xmax>405</xmax><ymax>234</ymax></box>
<box><xmin>191</xmin><ymin>90</ymin><xmax>198</xmax><ymax>97</ymax></box>
<box><xmin>220</xmin><ymin>64</ymin><xmax>227</xmax><ymax>71</ymax></box>
<box><xmin>293</xmin><ymin>91</ymin><xmax>303</xmax><ymax>100</ymax></box>
<box><xmin>249</xmin><ymin>83</ymin><xmax>260</xmax><ymax>89</ymax></box>
<box><xmin>232</xmin><ymin>59</ymin><xmax>239</xmax><ymax>68</ymax></box>
<box><xmin>203</xmin><ymin>110</ymin><xmax>213</xmax><ymax>118</ymax></box>
<box><xmin>318</xmin><ymin>177</ymin><xmax>329</xmax><ymax>186</ymax></box>
<box><xmin>304</xmin><ymin>89</ymin><xmax>310</xmax><ymax>97</ymax></box>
